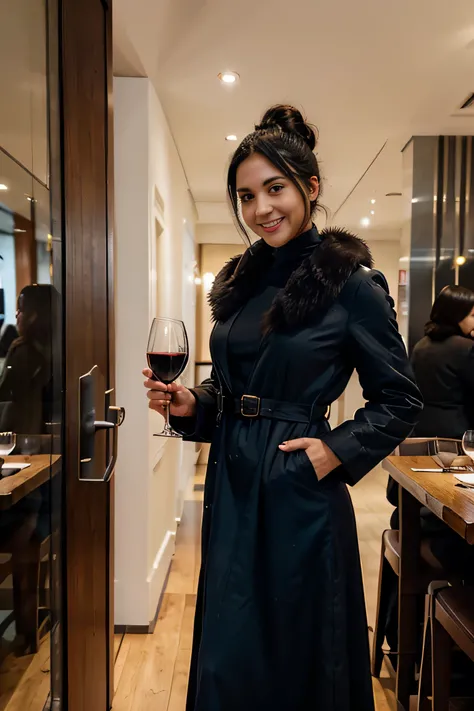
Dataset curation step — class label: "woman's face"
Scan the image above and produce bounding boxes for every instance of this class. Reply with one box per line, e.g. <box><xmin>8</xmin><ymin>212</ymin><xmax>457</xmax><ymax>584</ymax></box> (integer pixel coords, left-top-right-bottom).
<box><xmin>459</xmin><ymin>305</ymin><xmax>474</xmax><ymax>337</ymax></box>
<box><xmin>236</xmin><ymin>153</ymin><xmax>319</xmax><ymax>248</ymax></box>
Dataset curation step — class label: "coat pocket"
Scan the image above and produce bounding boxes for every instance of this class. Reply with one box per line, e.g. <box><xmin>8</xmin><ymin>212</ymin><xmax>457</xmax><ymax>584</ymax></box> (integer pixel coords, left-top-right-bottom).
<box><xmin>293</xmin><ymin>449</ymin><xmax>319</xmax><ymax>487</ymax></box>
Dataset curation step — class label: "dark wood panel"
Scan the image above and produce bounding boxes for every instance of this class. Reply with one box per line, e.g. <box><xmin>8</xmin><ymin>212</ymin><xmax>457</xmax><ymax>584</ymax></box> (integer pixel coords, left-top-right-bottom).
<box><xmin>105</xmin><ymin>2</ymin><xmax>116</xmax><ymax>704</ymax></box>
<box><xmin>60</xmin><ymin>0</ymin><xmax>113</xmax><ymax>708</ymax></box>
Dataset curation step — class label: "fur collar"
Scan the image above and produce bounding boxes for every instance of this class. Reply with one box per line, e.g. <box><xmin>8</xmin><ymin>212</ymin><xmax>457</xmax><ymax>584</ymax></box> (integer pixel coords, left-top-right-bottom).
<box><xmin>208</xmin><ymin>227</ymin><xmax>373</xmax><ymax>332</ymax></box>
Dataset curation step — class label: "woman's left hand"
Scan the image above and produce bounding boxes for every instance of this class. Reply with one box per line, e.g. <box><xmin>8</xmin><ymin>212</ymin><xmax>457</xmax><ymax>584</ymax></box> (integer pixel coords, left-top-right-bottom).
<box><xmin>279</xmin><ymin>438</ymin><xmax>341</xmax><ymax>481</ymax></box>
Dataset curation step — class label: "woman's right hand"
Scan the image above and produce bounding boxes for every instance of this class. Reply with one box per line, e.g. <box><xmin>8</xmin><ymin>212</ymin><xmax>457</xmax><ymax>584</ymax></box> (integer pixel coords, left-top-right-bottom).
<box><xmin>143</xmin><ymin>369</ymin><xmax>197</xmax><ymax>419</ymax></box>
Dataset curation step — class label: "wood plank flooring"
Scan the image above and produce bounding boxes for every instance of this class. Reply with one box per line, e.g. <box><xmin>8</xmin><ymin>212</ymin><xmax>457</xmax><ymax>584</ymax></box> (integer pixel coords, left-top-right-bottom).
<box><xmin>113</xmin><ymin>465</ymin><xmax>398</xmax><ymax>711</ymax></box>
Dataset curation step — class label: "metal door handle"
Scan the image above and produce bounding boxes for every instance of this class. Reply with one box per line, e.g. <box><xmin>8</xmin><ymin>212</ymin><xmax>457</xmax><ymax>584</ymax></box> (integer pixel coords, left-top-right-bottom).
<box><xmin>79</xmin><ymin>366</ymin><xmax>125</xmax><ymax>482</ymax></box>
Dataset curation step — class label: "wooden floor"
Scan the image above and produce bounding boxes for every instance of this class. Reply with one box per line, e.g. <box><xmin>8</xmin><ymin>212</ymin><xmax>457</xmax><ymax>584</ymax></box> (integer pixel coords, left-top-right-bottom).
<box><xmin>113</xmin><ymin>465</ymin><xmax>397</xmax><ymax>711</ymax></box>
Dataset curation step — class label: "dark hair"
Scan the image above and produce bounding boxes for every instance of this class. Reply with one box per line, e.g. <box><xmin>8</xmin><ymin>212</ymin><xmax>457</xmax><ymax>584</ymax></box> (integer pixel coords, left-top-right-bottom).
<box><xmin>227</xmin><ymin>104</ymin><xmax>322</xmax><ymax>245</ymax></box>
<box><xmin>425</xmin><ymin>285</ymin><xmax>474</xmax><ymax>341</ymax></box>
<box><xmin>17</xmin><ymin>284</ymin><xmax>55</xmax><ymax>347</ymax></box>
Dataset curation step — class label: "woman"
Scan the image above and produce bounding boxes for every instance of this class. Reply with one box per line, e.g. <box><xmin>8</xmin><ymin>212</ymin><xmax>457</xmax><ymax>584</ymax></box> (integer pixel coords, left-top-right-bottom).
<box><xmin>144</xmin><ymin>105</ymin><xmax>422</xmax><ymax>711</ymax></box>
<box><xmin>0</xmin><ymin>284</ymin><xmax>54</xmax><ymax>435</ymax></box>
<box><xmin>411</xmin><ymin>284</ymin><xmax>474</xmax><ymax>437</ymax></box>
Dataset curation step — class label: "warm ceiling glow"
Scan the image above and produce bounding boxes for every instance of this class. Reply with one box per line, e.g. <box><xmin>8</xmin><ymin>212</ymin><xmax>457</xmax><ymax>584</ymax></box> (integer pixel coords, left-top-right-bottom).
<box><xmin>218</xmin><ymin>71</ymin><xmax>239</xmax><ymax>84</ymax></box>
<box><xmin>226</xmin><ymin>135</ymin><xmax>237</xmax><ymax>141</ymax></box>
<box><xmin>0</xmin><ymin>184</ymin><xmax>8</xmax><ymax>191</ymax></box>
<box><xmin>370</xmin><ymin>199</ymin><xmax>376</xmax><ymax>204</ymax></box>
<box><xmin>456</xmin><ymin>255</ymin><xmax>467</xmax><ymax>266</ymax></box>
<box><xmin>370</xmin><ymin>210</ymin><xmax>375</xmax><ymax>215</ymax></box>
<box><xmin>360</xmin><ymin>217</ymin><xmax>370</xmax><ymax>227</ymax></box>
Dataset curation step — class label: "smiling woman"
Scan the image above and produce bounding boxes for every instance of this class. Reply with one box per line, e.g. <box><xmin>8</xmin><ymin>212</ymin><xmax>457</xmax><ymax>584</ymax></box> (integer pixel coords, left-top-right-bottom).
<box><xmin>144</xmin><ymin>103</ymin><xmax>423</xmax><ymax>711</ymax></box>
<box><xmin>228</xmin><ymin>104</ymin><xmax>321</xmax><ymax>247</ymax></box>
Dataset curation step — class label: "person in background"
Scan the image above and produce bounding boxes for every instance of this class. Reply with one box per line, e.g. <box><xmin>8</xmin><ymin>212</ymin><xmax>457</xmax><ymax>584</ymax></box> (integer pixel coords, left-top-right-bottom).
<box><xmin>411</xmin><ymin>284</ymin><xmax>474</xmax><ymax>438</ymax></box>
<box><xmin>0</xmin><ymin>285</ymin><xmax>54</xmax><ymax>435</ymax></box>
<box><xmin>145</xmin><ymin>104</ymin><xmax>422</xmax><ymax>711</ymax></box>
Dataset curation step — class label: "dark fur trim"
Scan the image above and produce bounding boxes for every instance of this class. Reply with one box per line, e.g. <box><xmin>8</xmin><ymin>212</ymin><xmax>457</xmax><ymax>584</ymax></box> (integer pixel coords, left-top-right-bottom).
<box><xmin>208</xmin><ymin>228</ymin><xmax>373</xmax><ymax>332</ymax></box>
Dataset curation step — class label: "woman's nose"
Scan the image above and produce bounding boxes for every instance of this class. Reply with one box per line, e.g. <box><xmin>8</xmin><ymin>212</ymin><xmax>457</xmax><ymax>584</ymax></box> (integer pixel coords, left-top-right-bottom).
<box><xmin>255</xmin><ymin>197</ymin><xmax>272</xmax><ymax>217</ymax></box>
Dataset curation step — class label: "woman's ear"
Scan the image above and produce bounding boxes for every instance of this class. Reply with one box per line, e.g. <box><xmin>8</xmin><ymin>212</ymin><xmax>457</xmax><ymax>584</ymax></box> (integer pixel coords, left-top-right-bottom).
<box><xmin>308</xmin><ymin>176</ymin><xmax>320</xmax><ymax>201</ymax></box>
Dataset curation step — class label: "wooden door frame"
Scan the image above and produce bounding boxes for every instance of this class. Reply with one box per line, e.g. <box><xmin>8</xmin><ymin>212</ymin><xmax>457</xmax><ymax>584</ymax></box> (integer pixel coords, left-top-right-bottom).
<box><xmin>54</xmin><ymin>0</ymin><xmax>115</xmax><ymax>709</ymax></box>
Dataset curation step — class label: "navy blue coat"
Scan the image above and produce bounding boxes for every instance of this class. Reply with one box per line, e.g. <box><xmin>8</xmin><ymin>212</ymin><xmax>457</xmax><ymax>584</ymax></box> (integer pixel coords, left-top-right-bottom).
<box><xmin>172</xmin><ymin>228</ymin><xmax>422</xmax><ymax>711</ymax></box>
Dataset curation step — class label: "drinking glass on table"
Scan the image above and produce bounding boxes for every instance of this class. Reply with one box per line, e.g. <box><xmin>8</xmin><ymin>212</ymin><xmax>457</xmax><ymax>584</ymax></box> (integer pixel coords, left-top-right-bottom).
<box><xmin>146</xmin><ymin>318</ymin><xmax>189</xmax><ymax>438</ymax></box>
<box><xmin>0</xmin><ymin>432</ymin><xmax>16</xmax><ymax>456</ymax></box>
<box><xmin>462</xmin><ymin>430</ymin><xmax>474</xmax><ymax>469</ymax></box>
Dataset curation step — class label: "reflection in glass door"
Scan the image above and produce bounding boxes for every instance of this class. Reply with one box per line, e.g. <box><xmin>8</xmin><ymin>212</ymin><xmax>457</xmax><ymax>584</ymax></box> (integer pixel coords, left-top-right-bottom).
<box><xmin>0</xmin><ymin>0</ymin><xmax>63</xmax><ymax>709</ymax></box>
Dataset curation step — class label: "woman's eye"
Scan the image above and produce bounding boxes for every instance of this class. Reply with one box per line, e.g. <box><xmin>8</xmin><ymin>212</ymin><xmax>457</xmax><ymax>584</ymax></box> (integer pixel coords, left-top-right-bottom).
<box><xmin>269</xmin><ymin>185</ymin><xmax>284</xmax><ymax>194</ymax></box>
<box><xmin>240</xmin><ymin>193</ymin><xmax>253</xmax><ymax>203</ymax></box>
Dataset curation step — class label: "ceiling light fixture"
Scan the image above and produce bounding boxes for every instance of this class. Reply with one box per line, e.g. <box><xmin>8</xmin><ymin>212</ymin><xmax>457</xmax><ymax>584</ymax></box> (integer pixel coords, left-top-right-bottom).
<box><xmin>360</xmin><ymin>217</ymin><xmax>370</xmax><ymax>228</ymax></box>
<box><xmin>0</xmin><ymin>184</ymin><xmax>8</xmax><ymax>191</ymax></box>
<box><xmin>218</xmin><ymin>71</ymin><xmax>239</xmax><ymax>85</ymax></box>
<box><xmin>226</xmin><ymin>135</ymin><xmax>237</xmax><ymax>141</ymax></box>
<box><xmin>370</xmin><ymin>210</ymin><xmax>375</xmax><ymax>215</ymax></box>
<box><xmin>370</xmin><ymin>199</ymin><xmax>376</xmax><ymax>204</ymax></box>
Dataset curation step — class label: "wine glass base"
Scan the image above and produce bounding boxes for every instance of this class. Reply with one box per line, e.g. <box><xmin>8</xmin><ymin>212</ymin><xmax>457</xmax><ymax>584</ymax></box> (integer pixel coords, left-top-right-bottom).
<box><xmin>153</xmin><ymin>431</ymin><xmax>182</xmax><ymax>439</ymax></box>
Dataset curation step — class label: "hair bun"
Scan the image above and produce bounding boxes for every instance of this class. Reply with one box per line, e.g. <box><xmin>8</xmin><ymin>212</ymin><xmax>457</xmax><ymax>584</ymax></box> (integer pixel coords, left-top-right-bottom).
<box><xmin>256</xmin><ymin>104</ymin><xmax>317</xmax><ymax>151</ymax></box>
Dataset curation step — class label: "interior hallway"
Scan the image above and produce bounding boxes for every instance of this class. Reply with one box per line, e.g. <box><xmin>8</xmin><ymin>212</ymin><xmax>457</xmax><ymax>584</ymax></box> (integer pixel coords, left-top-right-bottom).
<box><xmin>112</xmin><ymin>466</ymin><xmax>395</xmax><ymax>711</ymax></box>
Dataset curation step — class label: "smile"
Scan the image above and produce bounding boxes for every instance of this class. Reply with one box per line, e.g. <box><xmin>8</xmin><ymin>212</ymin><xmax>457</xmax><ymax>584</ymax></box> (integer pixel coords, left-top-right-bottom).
<box><xmin>259</xmin><ymin>217</ymin><xmax>284</xmax><ymax>231</ymax></box>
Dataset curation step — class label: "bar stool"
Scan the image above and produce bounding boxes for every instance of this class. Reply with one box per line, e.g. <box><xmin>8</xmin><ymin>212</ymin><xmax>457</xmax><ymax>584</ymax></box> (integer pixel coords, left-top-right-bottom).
<box><xmin>418</xmin><ymin>584</ymin><xmax>474</xmax><ymax>710</ymax></box>
<box><xmin>372</xmin><ymin>438</ymin><xmax>465</xmax><ymax>682</ymax></box>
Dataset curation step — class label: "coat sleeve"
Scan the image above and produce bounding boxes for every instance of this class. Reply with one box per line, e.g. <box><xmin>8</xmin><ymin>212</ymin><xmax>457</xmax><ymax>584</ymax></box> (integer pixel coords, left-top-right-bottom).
<box><xmin>320</xmin><ymin>271</ymin><xmax>423</xmax><ymax>485</ymax></box>
<box><xmin>169</xmin><ymin>368</ymin><xmax>220</xmax><ymax>443</ymax></box>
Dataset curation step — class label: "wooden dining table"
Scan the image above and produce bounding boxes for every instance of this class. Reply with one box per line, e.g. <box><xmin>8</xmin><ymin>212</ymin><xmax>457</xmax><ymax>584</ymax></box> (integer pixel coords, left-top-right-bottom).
<box><xmin>0</xmin><ymin>454</ymin><xmax>61</xmax><ymax>510</ymax></box>
<box><xmin>382</xmin><ymin>455</ymin><xmax>474</xmax><ymax>710</ymax></box>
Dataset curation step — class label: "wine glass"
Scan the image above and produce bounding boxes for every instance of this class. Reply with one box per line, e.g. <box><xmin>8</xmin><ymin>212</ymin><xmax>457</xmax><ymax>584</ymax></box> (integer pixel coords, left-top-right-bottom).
<box><xmin>0</xmin><ymin>432</ymin><xmax>16</xmax><ymax>456</ymax></box>
<box><xmin>462</xmin><ymin>430</ymin><xmax>474</xmax><ymax>470</ymax></box>
<box><xmin>147</xmin><ymin>318</ymin><xmax>189</xmax><ymax>438</ymax></box>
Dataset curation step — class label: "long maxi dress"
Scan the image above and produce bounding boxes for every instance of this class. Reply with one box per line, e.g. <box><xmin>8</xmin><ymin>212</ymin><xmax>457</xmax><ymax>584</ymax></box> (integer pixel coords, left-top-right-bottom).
<box><xmin>171</xmin><ymin>226</ymin><xmax>422</xmax><ymax>711</ymax></box>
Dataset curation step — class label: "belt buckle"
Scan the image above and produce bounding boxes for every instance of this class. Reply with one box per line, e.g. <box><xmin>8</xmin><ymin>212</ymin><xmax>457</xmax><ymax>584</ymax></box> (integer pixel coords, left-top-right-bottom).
<box><xmin>241</xmin><ymin>395</ymin><xmax>260</xmax><ymax>418</ymax></box>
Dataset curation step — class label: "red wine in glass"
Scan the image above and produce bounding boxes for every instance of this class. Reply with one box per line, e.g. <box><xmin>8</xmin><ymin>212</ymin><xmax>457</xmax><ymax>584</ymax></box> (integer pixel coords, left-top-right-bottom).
<box><xmin>147</xmin><ymin>352</ymin><xmax>188</xmax><ymax>385</ymax></box>
<box><xmin>147</xmin><ymin>318</ymin><xmax>189</xmax><ymax>437</ymax></box>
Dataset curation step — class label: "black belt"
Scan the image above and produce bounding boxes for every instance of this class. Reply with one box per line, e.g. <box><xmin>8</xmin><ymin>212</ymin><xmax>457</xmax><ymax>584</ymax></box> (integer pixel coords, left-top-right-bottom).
<box><xmin>220</xmin><ymin>394</ymin><xmax>330</xmax><ymax>424</ymax></box>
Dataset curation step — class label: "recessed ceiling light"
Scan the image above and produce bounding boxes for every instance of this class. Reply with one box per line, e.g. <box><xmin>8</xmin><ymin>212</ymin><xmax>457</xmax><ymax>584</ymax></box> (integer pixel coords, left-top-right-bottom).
<box><xmin>370</xmin><ymin>210</ymin><xmax>375</xmax><ymax>215</ymax></box>
<box><xmin>456</xmin><ymin>255</ymin><xmax>467</xmax><ymax>266</ymax></box>
<box><xmin>370</xmin><ymin>199</ymin><xmax>376</xmax><ymax>204</ymax></box>
<box><xmin>218</xmin><ymin>71</ymin><xmax>239</xmax><ymax>85</ymax></box>
<box><xmin>360</xmin><ymin>217</ymin><xmax>370</xmax><ymax>227</ymax></box>
<box><xmin>226</xmin><ymin>135</ymin><xmax>237</xmax><ymax>141</ymax></box>
<box><xmin>0</xmin><ymin>184</ymin><xmax>7</xmax><ymax>191</ymax></box>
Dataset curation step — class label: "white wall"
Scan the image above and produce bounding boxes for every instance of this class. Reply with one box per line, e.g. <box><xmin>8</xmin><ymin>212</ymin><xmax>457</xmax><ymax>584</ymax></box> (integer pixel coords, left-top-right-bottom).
<box><xmin>114</xmin><ymin>77</ymin><xmax>197</xmax><ymax>627</ymax></box>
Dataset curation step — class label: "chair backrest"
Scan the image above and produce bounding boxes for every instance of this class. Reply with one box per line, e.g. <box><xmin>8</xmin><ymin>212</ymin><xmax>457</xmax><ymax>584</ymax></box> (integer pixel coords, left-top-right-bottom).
<box><xmin>397</xmin><ymin>437</ymin><xmax>463</xmax><ymax>466</ymax></box>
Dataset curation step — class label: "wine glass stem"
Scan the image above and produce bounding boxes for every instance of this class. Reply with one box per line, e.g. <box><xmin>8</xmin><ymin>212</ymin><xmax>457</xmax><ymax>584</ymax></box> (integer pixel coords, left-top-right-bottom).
<box><xmin>164</xmin><ymin>401</ymin><xmax>172</xmax><ymax>433</ymax></box>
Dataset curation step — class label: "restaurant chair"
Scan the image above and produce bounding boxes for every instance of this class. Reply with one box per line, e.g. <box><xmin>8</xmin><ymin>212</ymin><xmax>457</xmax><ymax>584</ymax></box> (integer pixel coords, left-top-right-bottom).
<box><xmin>371</xmin><ymin>437</ymin><xmax>464</xmax><ymax>679</ymax></box>
<box><xmin>417</xmin><ymin>583</ymin><xmax>474</xmax><ymax>711</ymax></box>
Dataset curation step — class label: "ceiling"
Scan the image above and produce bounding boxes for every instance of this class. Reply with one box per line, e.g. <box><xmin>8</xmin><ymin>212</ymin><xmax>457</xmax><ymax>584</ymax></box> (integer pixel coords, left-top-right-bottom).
<box><xmin>113</xmin><ymin>0</ymin><xmax>474</xmax><ymax>235</ymax></box>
